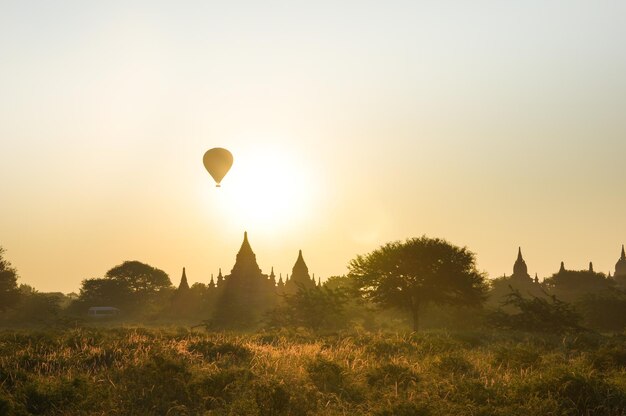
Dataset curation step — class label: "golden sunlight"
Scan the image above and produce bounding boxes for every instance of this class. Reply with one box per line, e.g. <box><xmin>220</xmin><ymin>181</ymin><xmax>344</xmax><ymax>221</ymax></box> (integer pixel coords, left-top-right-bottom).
<box><xmin>209</xmin><ymin>143</ymin><xmax>318</xmax><ymax>233</ymax></box>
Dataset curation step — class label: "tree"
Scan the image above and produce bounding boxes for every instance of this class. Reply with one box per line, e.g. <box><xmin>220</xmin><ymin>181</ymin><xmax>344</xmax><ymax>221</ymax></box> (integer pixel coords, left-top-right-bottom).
<box><xmin>78</xmin><ymin>278</ymin><xmax>132</xmax><ymax>307</ymax></box>
<box><xmin>0</xmin><ymin>247</ymin><xmax>20</xmax><ymax>312</ymax></box>
<box><xmin>488</xmin><ymin>288</ymin><xmax>584</xmax><ymax>334</ymax></box>
<box><xmin>13</xmin><ymin>284</ymin><xmax>62</xmax><ymax>323</ymax></box>
<box><xmin>348</xmin><ymin>236</ymin><xmax>486</xmax><ymax>331</ymax></box>
<box><xmin>72</xmin><ymin>261</ymin><xmax>172</xmax><ymax>317</ymax></box>
<box><xmin>266</xmin><ymin>284</ymin><xmax>349</xmax><ymax>331</ymax></box>
<box><xmin>105</xmin><ymin>261</ymin><xmax>172</xmax><ymax>294</ymax></box>
<box><xmin>544</xmin><ymin>270</ymin><xmax>614</xmax><ymax>303</ymax></box>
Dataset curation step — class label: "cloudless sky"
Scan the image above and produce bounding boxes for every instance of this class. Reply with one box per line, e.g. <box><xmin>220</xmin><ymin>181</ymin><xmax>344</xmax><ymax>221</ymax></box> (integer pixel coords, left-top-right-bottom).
<box><xmin>1</xmin><ymin>0</ymin><xmax>625</xmax><ymax>292</ymax></box>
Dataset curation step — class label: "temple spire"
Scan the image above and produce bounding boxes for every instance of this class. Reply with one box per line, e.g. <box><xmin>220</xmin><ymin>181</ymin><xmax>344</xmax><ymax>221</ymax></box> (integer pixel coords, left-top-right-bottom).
<box><xmin>178</xmin><ymin>267</ymin><xmax>189</xmax><ymax>291</ymax></box>
<box><xmin>559</xmin><ymin>261</ymin><xmax>565</xmax><ymax>273</ymax></box>
<box><xmin>230</xmin><ymin>231</ymin><xmax>262</xmax><ymax>276</ymax></box>
<box><xmin>589</xmin><ymin>262</ymin><xmax>594</xmax><ymax>272</ymax></box>
<box><xmin>512</xmin><ymin>247</ymin><xmax>529</xmax><ymax>279</ymax></box>
<box><xmin>615</xmin><ymin>245</ymin><xmax>626</xmax><ymax>277</ymax></box>
<box><xmin>239</xmin><ymin>231</ymin><xmax>253</xmax><ymax>255</ymax></box>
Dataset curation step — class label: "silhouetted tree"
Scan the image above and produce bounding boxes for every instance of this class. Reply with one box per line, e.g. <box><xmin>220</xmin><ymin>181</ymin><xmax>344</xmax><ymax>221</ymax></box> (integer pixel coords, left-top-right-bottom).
<box><xmin>105</xmin><ymin>261</ymin><xmax>172</xmax><ymax>294</ymax></box>
<box><xmin>12</xmin><ymin>284</ymin><xmax>62</xmax><ymax>323</ymax></box>
<box><xmin>544</xmin><ymin>269</ymin><xmax>614</xmax><ymax>303</ymax></box>
<box><xmin>78</xmin><ymin>278</ymin><xmax>132</xmax><ymax>307</ymax></box>
<box><xmin>0</xmin><ymin>247</ymin><xmax>20</xmax><ymax>312</ymax></box>
<box><xmin>348</xmin><ymin>236</ymin><xmax>486</xmax><ymax>331</ymax></box>
<box><xmin>577</xmin><ymin>289</ymin><xmax>626</xmax><ymax>331</ymax></box>
<box><xmin>73</xmin><ymin>261</ymin><xmax>172</xmax><ymax>317</ymax></box>
<box><xmin>488</xmin><ymin>274</ymin><xmax>546</xmax><ymax>309</ymax></box>
<box><xmin>267</xmin><ymin>284</ymin><xmax>349</xmax><ymax>331</ymax></box>
<box><xmin>488</xmin><ymin>287</ymin><xmax>584</xmax><ymax>334</ymax></box>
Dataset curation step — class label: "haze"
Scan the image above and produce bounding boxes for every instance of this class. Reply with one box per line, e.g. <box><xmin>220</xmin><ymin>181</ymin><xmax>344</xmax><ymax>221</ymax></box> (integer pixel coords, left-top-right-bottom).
<box><xmin>1</xmin><ymin>1</ymin><xmax>625</xmax><ymax>293</ymax></box>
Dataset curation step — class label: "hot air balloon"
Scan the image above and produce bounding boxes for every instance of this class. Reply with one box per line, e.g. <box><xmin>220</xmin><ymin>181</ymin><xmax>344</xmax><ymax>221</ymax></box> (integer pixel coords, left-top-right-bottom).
<box><xmin>203</xmin><ymin>148</ymin><xmax>233</xmax><ymax>187</ymax></box>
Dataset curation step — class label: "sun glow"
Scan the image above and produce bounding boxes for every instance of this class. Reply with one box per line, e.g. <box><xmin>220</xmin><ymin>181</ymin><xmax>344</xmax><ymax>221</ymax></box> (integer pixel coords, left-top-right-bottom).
<box><xmin>208</xmin><ymin>143</ymin><xmax>318</xmax><ymax>234</ymax></box>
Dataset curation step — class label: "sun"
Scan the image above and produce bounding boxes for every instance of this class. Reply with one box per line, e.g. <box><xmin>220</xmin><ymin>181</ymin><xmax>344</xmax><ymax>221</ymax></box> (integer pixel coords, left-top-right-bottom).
<box><xmin>209</xmin><ymin>144</ymin><xmax>318</xmax><ymax>233</ymax></box>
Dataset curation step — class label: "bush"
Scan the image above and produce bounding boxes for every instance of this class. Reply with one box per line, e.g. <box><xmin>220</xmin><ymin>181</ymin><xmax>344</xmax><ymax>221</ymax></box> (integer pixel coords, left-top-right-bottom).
<box><xmin>493</xmin><ymin>345</ymin><xmax>541</xmax><ymax>369</ymax></box>
<box><xmin>488</xmin><ymin>288</ymin><xmax>584</xmax><ymax>334</ymax></box>
<box><xmin>266</xmin><ymin>286</ymin><xmax>350</xmax><ymax>331</ymax></box>
<box><xmin>192</xmin><ymin>368</ymin><xmax>255</xmax><ymax>410</ymax></box>
<box><xmin>254</xmin><ymin>378</ymin><xmax>291</xmax><ymax>416</ymax></box>
<box><xmin>187</xmin><ymin>340</ymin><xmax>252</xmax><ymax>363</ymax></box>
<box><xmin>22</xmin><ymin>377</ymin><xmax>90</xmax><ymax>415</ymax></box>
<box><xmin>434</xmin><ymin>354</ymin><xmax>476</xmax><ymax>376</ymax></box>
<box><xmin>306</xmin><ymin>356</ymin><xmax>345</xmax><ymax>394</ymax></box>
<box><xmin>366</xmin><ymin>363</ymin><xmax>419</xmax><ymax>395</ymax></box>
<box><xmin>118</xmin><ymin>355</ymin><xmax>193</xmax><ymax>414</ymax></box>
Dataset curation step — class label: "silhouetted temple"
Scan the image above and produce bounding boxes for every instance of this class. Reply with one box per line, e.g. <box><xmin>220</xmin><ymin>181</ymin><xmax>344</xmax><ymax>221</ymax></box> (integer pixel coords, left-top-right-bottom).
<box><xmin>614</xmin><ymin>245</ymin><xmax>626</xmax><ymax>287</ymax></box>
<box><xmin>284</xmin><ymin>250</ymin><xmax>317</xmax><ymax>294</ymax></box>
<box><xmin>511</xmin><ymin>247</ymin><xmax>532</xmax><ymax>282</ymax></box>
<box><xmin>615</xmin><ymin>245</ymin><xmax>626</xmax><ymax>276</ymax></box>
<box><xmin>209</xmin><ymin>232</ymin><xmax>317</xmax><ymax>328</ymax></box>
<box><xmin>177</xmin><ymin>267</ymin><xmax>189</xmax><ymax>291</ymax></box>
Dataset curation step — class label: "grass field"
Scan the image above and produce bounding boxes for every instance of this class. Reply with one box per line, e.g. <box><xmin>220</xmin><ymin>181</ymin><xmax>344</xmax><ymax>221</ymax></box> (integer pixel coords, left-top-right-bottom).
<box><xmin>1</xmin><ymin>327</ymin><xmax>625</xmax><ymax>415</ymax></box>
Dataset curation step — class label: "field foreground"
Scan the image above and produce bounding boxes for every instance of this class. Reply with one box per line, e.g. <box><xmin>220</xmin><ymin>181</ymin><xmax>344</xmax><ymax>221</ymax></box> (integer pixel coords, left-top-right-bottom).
<box><xmin>1</xmin><ymin>327</ymin><xmax>625</xmax><ymax>415</ymax></box>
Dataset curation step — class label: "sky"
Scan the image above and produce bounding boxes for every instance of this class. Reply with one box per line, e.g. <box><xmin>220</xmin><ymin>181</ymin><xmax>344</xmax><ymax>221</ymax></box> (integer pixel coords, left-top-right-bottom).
<box><xmin>1</xmin><ymin>0</ymin><xmax>625</xmax><ymax>293</ymax></box>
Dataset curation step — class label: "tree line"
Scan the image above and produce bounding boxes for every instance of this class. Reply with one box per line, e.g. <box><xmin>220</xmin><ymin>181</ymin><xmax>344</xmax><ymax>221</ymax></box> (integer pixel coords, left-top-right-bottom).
<box><xmin>1</xmin><ymin>237</ymin><xmax>626</xmax><ymax>333</ymax></box>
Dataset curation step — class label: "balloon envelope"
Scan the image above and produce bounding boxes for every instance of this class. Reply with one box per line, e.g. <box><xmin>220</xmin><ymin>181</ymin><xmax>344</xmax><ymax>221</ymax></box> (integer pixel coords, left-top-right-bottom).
<box><xmin>203</xmin><ymin>148</ymin><xmax>233</xmax><ymax>187</ymax></box>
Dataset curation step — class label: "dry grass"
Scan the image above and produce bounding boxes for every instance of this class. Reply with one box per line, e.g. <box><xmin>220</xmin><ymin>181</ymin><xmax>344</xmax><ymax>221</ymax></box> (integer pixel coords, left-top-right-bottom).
<box><xmin>0</xmin><ymin>327</ymin><xmax>625</xmax><ymax>415</ymax></box>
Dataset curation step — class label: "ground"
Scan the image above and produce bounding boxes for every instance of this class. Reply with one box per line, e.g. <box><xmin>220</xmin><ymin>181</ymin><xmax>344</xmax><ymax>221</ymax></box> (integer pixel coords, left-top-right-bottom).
<box><xmin>1</xmin><ymin>327</ymin><xmax>625</xmax><ymax>415</ymax></box>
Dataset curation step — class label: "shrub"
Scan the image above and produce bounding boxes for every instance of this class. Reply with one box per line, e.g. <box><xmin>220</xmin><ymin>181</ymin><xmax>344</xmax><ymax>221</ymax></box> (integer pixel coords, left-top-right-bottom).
<box><xmin>493</xmin><ymin>345</ymin><xmax>541</xmax><ymax>369</ymax></box>
<box><xmin>488</xmin><ymin>288</ymin><xmax>584</xmax><ymax>334</ymax></box>
<box><xmin>590</xmin><ymin>345</ymin><xmax>626</xmax><ymax>371</ymax></box>
<box><xmin>21</xmin><ymin>377</ymin><xmax>90</xmax><ymax>415</ymax></box>
<box><xmin>307</xmin><ymin>356</ymin><xmax>345</xmax><ymax>394</ymax></box>
<box><xmin>434</xmin><ymin>354</ymin><xmax>476</xmax><ymax>376</ymax></box>
<box><xmin>192</xmin><ymin>368</ymin><xmax>255</xmax><ymax>410</ymax></box>
<box><xmin>520</xmin><ymin>368</ymin><xmax>626</xmax><ymax>414</ymax></box>
<box><xmin>254</xmin><ymin>378</ymin><xmax>291</xmax><ymax>416</ymax></box>
<box><xmin>117</xmin><ymin>355</ymin><xmax>193</xmax><ymax>414</ymax></box>
<box><xmin>187</xmin><ymin>340</ymin><xmax>252</xmax><ymax>363</ymax></box>
<box><xmin>366</xmin><ymin>363</ymin><xmax>419</xmax><ymax>394</ymax></box>
<box><xmin>366</xmin><ymin>338</ymin><xmax>416</xmax><ymax>357</ymax></box>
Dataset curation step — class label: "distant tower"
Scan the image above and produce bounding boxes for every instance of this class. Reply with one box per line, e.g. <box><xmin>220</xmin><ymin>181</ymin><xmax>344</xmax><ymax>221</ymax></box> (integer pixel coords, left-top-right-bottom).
<box><xmin>269</xmin><ymin>267</ymin><xmax>277</xmax><ymax>286</ymax></box>
<box><xmin>217</xmin><ymin>268</ymin><xmax>224</xmax><ymax>287</ymax></box>
<box><xmin>589</xmin><ymin>262</ymin><xmax>594</xmax><ymax>273</ymax></box>
<box><xmin>284</xmin><ymin>250</ymin><xmax>316</xmax><ymax>293</ymax></box>
<box><xmin>277</xmin><ymin>274</ymin><xmax>285</xmax><ymax>289</ymax></box>
<box><xmin>613</xmin><ymin>245</ymin><xmax>626</xmax><ymax>288</ymax></box>
<box><xmin>178</xmin><ymin>267</ymin><xmax>190</xmax><ymax>291</ymax></box>
<box><xmin>559</xmin><ymin>261</ymin><xmax>566</xmax><ymax>273</ymax></box>
<box><xmin>212</xmin><ymin>232</ymin><xmax>276</xmax><ymax>329</ymax></box>
<box><xmin>208</xmin><ymin>274</ymin><xmax>216</xmax><ymax>289</ymax></box>
<box><xmin>615</xmin><ymin>245</ymin><xmax>626</xmax><ymax>277</ymax></box>
<box><xmin>534</xmin><ymin>273</ymin><xmax>539</xmax><ymax>284</ymax></box>
<box><xmin>511</xmin><ymin>247</ymin><xmax>531</xmax><ymax>281</ymax></box>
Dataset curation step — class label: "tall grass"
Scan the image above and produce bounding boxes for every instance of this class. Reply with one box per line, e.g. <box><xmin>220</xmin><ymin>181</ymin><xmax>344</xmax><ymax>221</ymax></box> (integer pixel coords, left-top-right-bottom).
<box><xmin>0</xmin><ymin>327</ymin><xmax>625</xmax><ymax>415</ymax></box>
